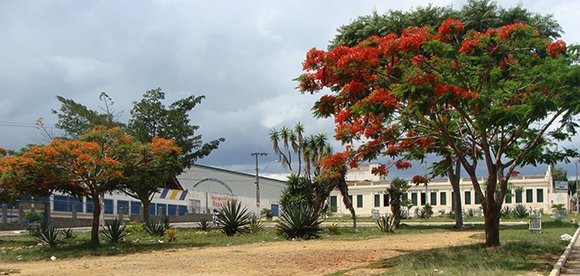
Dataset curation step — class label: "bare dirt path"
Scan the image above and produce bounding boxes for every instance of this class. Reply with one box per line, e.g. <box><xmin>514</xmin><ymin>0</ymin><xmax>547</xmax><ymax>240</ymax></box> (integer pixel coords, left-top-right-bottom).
<box><xmin>3</xmin><ymin>230</ymin><xmax>481</xmax><ymax>276</ymax></box>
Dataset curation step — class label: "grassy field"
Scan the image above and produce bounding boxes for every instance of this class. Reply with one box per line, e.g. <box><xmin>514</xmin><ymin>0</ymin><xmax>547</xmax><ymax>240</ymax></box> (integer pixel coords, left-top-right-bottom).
<box><xmin>0</xmin><ymin>216</ymin><xmax>577</xmax><ymax>275</ymax></box>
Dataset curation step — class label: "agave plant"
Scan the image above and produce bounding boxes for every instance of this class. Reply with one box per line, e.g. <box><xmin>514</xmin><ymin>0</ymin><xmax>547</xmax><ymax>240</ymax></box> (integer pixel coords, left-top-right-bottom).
<box><xmin>144</xmin><ymin>218</ymin><xmax>167</xmax><ymax>236</ymax></box>
<box><xmin>249</xmin><ymin>216</ymin><xmax>264</xmax><ymax>233</ymax></box>
<box><xmin>376</xmin><ymin>215</ymin><xmax>395</xmax><ymax>233</ymax></box>
<box><xmin>101</xmin><ymin>219</ymin><xmax>128</xmax><ymax>243</ymax></box>
<box><xmin>327</xmin><ymin>223</ymin><xmax>340</xmax><ymax>235</ymax></box>
<box><xmin>217</xmin><ymin>200</ymin><xmax>252</xmax><ymax>236</ymax></box>
<box><xmin>199</xmin><ymin>218</ymin><xmax>211</xmax><ymax>231</ymax></box>
<box><xmin>501</xmin><ymin>206</ymin><xmax>513</xmax><ymax>218</ymax></box>
<box><xmin>513</xmin><ymin>204</ymin><xmax>529</xmax><ymax>219</ymax></box>
<box><xmin>35</xmin><ymin>224</ymin><xmax>62</xmax><ymax>248</ymax></box>
<box><xmin>276</xmin><ymin>203</ymin><xmax>322</xmax><ymax>240</ymax></box>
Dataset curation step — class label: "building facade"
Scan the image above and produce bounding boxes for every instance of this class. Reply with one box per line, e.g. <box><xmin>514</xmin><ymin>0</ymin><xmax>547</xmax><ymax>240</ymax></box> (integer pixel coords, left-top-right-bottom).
<box><xmin>1</xmin><ymin>164</ymin><xmax>285</xmax><ymax>225</ymax></box>
<box><xmin>330</xmin><ymin>164</ymin><xmax>568</xmax><ymax>217</ymax></box>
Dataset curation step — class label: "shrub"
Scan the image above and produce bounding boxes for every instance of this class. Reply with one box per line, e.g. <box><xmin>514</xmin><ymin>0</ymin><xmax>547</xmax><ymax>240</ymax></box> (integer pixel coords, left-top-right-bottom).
<box><xmin>261</xmin><ymin>209</ymin><xmax>273</xmax><ymax>220</ymax></box>
<box><xmin>144</xmin><ymin>219</ymin><xmax>167</xmax><ymax>236</ymax></box>
<box><xmin>166</xmin><ymin>228</ymin><xmax>177</xmax><ymax>242</ymax></box>
<box><xmin>24</xmin><ymin>211</ymin><xmax>41</xmax><ymax>224</ymax></box>
<box><xmin>465</xmin><ymin>208</ymin><xmax>475</xmax><ymax>217</ymax></box>
<box><xmin>376</xmin><ymin>215</ymin><xmax>395</xmax><ymax>233</ymax></box>
<box><xmin>125</xmin><ymin>221</ymin><xmax>144</xmax><ymax>235</ymax></box>
<box><xmin>101</xmin><ymin>219</ymin><xmax>128</xmax><ymax>243</ymax></box>
<box><xmin>447</xmin><ymin>210</ymin><xmax>455</xmax><ymax>219</ymax></box>
<box><xmin>513</xmin><ymin>204</ymin><xmax>529</xmax><ymax>219</ymax></box>
<box><xmin>199</xmin><ymin>218</ymin><xmax>211</xmax><ymax>231</ymax></box>
<box><xmin>276</xmin><ymin>203</ymin><xmax>322</xmax><ymax>240</ymax></box>
<box><xmin>327</xmin><ymin>223</ymin><xmax>340</xmax><ymax>235</ymax></box>
<box><xmin>217</xmin><ymin>200</ymin><xmax>252</xmax><ymax>236</ymax></box>
<box><xmin>35</xmin><ymin>224</ymin><xmax>61</xmax><ymax>248</ymax></box>
<box><xmin>501</xmin><ymin>206</ymin><xmax>513</xmax><ymax>218</ymax></box>
<box><xmin>415</xmin><ymin>204</ymin><xmax>433</xmax><ymax>219</ymax></box>
<box><xmin>249</xmin><ymin>216</ymin><xmax>264</xmax><ymax>233</ymax></box>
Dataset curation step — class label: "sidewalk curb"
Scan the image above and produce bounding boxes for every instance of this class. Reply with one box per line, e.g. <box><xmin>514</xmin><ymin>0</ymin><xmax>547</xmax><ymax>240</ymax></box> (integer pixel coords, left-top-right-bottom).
<box><xmin>549</xmin><ymin>226</ymin><xmax>580</xmax><ymax>276</ymax></box>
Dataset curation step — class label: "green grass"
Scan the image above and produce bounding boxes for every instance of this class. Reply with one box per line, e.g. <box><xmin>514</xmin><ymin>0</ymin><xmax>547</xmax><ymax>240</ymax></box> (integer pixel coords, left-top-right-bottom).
<box><xmin>1</xmin><ymin>217</ymin><xmax>576</xmax><ymax>276</ymax></box>
<box><xmin>336</xmin><ymin>220</ymin><xmax>577</xmax><ymax>275</ymax></box>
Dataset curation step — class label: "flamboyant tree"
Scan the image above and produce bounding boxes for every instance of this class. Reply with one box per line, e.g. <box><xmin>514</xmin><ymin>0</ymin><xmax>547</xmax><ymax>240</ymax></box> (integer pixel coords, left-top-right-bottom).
<box><xmin>0</xmin><ymin>127</ymin><xmax>182</xmax><ymax>244</ymax></box>
<box><xmin>1</xmin><ymin>127</ymin><xmax>128</xmax><ymax>244</ymax></box>
<box><xmin>329</xmin><ymin>0</ymin><xmax>565</xmax><ymax>230</ymax></box>
<box><xmin>298</xmin><ymin>20</ymin><xmax>579</xmax><ymax>246</ymax></box>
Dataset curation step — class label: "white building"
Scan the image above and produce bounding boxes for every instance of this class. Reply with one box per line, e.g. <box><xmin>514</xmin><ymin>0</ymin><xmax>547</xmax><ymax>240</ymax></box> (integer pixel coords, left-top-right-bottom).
<box><xmin>330</xmin><ymin>164</ymin><xmax>568</xmax><ymax>217</ymax></box>
<box><xmin>2</xmin><ymin>164</ymin><xmax>285</xmax><ymax>224</ymax></box>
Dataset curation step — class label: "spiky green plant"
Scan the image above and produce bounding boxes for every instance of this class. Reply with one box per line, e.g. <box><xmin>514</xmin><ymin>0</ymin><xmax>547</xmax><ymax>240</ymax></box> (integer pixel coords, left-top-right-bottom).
<box><xmin>61</xmin><ymin>228</ymin><xmax>74</xmax><ymax>239</ymax></box>
<box><xmin>276</xmin><ymin>203</ymin><xmax>322</xmax><ymax>240</ymax></box>
<box><xmin>101</xmin><ymin>219</ymin><xmax>128</xmax><ymax>243</ymax></box>
<box><xmin>501</xmin><ymin>206</ymin><xmax>513</xmax><ymax>218</ymax></box>
<box><xmin>35</xmin><ymin>224</ymin><xmax>61</xmax><ymax>248</ymax></box>
<box><xmin>217</xmin><ymin>200</ymin><xmax>252</xmax><ymax>236</ymax></box>
<box><xmin>513</xmin><ymin>204</ymin><xmax>529</xmax><ymax>219</ymax></box>
<box><xmin>327</xmin><ymin>223</ymin><xmax>340</xmax><ymax>235</ymax></box>
<box><xmin>144</xmin><ymin>219</ymin><xmax>166</xmax><ymax>236</ymax></box>
<box><xmin>249</xmin><ymin>216</ymin><xmax>264</xmax><ymax>233</ymax></box>
<box><xmin>376</xmin><ymin>215</ymin><xmax>395</xmax><ymax>233</ymax></box>
<box><xmin>199</xmin><ymin>218</ymin><xmax>211</xmax><ymax>231</ymax></box>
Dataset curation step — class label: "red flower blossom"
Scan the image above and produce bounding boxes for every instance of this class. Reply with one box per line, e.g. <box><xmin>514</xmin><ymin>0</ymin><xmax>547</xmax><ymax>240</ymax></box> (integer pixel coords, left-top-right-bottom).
<box><xmin>547</xmin><ymin>40</ymin><xmax>566</xmax><ymax>57</ymax></box>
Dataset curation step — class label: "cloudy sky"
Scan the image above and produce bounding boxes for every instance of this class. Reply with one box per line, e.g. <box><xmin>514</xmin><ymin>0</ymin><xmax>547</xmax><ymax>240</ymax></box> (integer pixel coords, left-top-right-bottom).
<box><xmin>1</xmin><ymin>0</ymin><xmax>579</xmax><ymax>179</ymax></box>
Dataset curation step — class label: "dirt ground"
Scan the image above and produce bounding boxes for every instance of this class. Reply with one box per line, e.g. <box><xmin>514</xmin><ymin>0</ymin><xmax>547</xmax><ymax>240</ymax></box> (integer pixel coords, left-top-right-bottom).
<box><xmin>3</xmin><ymin>230</ymin><xmax>481</xmax><ymax>276</ymax></box>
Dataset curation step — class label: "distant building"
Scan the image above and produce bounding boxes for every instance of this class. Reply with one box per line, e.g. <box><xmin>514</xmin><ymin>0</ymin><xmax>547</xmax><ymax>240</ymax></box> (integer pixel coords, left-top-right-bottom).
<box><xmin>330</xmin><ymin>164</ymin><xmax>567</xmax><ymax>217</ymax></box>
<box><xmin>1</xmin><ymin>164</ymin><xmax>285</xmax><ymax>225</ymax></box>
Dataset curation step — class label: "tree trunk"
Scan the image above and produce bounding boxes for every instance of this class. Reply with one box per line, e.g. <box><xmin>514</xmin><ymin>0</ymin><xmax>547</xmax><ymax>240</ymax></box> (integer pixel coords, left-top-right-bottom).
<box><xmin>142</xmin><ymin>199</ymin><xmax>150</xmax><ymax>222</ymax></box>
<box><xmin>449</xmin><ymin>161</ymin><xmax>463</xmax><ymax>229</ymax></box>
<box><xmin>483</xmin><ymin>194</ymin><xmax>501</xmax><ymax>247</ymax></box>
<box><xmin>338</xmin><ymin>180</ymin><xmax>356</xmax><ymax>228</ymax></box>
<box><xmin>391</xmin><ymin>202</ymin><xmax>401</xmax><ymax>228</ymax></box>
<box><xmin>91</xmin><ymin>194</ymin><xmax>101</xmax><ymax>245</ymax></box>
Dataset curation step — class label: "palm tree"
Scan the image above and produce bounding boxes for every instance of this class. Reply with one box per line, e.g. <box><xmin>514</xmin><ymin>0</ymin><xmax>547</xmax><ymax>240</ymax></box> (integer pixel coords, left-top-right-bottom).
<box><xmin>387</xmin><ymin>177</ymin><xmax>410</xmax><ymax>229</ymax></box>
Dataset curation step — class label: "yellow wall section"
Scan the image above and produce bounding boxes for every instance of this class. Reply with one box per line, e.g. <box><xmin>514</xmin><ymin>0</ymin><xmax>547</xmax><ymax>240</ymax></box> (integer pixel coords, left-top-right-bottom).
<box><xmin>170</xmin><ymin>190</ymin><xmax>179</xmax><ymax>200</ymax></box>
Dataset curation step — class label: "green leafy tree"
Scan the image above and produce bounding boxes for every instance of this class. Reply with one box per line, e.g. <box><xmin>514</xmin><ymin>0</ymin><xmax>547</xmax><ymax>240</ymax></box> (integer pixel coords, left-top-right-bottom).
<box><xmin>328</xmin><ymin>0</ymin><xmax>564</xmax><ymax>231</ymax></box>
<box><xmin>298</xmin><ymin>17</ymin><xmax>579</xmax><ymax>247</ymax></box>
<box><xmin>128</xmin><ymin>88</ymin><xmax>224</xmax><ymax>168</ymax></box>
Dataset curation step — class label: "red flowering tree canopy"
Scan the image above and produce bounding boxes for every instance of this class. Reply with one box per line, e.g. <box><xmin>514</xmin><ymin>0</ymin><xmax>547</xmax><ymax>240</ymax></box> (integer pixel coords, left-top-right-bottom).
<box><xmin>299</xmin><ymin>19</ymin><xmax>579</xmax><ymax>182</ymax></box>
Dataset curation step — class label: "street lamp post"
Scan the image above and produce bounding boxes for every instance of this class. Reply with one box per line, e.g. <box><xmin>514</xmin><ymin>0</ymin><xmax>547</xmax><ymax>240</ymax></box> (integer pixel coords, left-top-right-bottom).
<box><xmin>252</xmin><ymin>152</ymin><xmax>268</xmax><ymax>214</ymax></box>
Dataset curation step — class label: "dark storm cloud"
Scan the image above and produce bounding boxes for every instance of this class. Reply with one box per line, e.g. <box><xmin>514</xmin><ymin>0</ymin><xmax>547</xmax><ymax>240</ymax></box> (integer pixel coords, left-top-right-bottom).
<box><xmin>1</xmin><ymin>0</ymin><xmax>578</xmax><ymax>178</ymax></box>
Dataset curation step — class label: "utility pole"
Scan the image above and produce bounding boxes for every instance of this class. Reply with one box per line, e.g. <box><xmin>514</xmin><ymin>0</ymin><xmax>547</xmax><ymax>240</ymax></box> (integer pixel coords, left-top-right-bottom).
<box><xmin>252</xmin><ymin>152</ymin><xmax>268</xmax><ymax>214</ymax></box>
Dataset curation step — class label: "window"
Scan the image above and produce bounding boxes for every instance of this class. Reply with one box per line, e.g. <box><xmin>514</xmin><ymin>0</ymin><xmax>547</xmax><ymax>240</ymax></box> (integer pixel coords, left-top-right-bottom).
<box><xmin>383</xmin><ymin>194</ymin><xmax>390</xmax><ymax>207</ymax></box>
<box><xmin>178</xmin><ymin>205</ymin><xmax>188</xmax><ymax>216</ymax></box>
<box><xmin>505</xmin><ymin>192</ymin><xmax>512</xmax><ymax>204</ymax></box>
<box><xmin>430</xmin><ymin>192</ymin><xmax>437</xmax><ymax>206</ymax></box>
<box><xmin>402</xmin><ymin>193</ymin><xmax>408</xmax><ymax>201</ymax></box>
<box><xmin>168</xmin><ymin>204</ymin><xmax>177</xmax><ymax>216</ymax></box>
<box><xmin>515</xmin><ymin>190</ymin><xmax>523</xmax><ymax>203</ymax></box>
<box><xmin>157</xmin><ymin>204</ymin><xmax>167</xmax><ymax>216</ymax></box>
<box><xmin>149</xmin><ymin>203</ymin><xmax>156</xmax><ymax>215</ymax></box>
<box><xmin>526</xmin><ymin>189</ymin><xmax>533</xmax><ymax>203</ymax></box>
<box><xmin>357</xmin><ymin>195</ymin><xmax>363</xmax><ymax>208</ymax></box>
<box><xmin>411</xmin><ymin>193</ymin><xmax>418</xmax><ymax>206</ymax></box>
<box><xmin>53</xmin><ymin>195</ymin><xmax>71</xmax><ymax>212</ymax></box>
<box><xmin>420</xmin><ymin>192</ymin><xmax>426</xmax><ymax>205</ymax></box>
<box><xmin>330</xmin><ymin>196</ymin><xmax>337</xmax><ymax>208</ymax></box>
<box><xmin>537</xmin><ymin>189</ymin><xmax>544</xmax><ymax>203</ymax></box>
<box><xmin>465</xmin><ymin>191</ymin><xmax>472</xmax><ymax>205</ymax></box>
<box><xmin>475</xmin><ymin>193</ymin><xmax>481</xmax><ymax>204</ymax></box>
<box><xmin>104</xmin><ymin>199</ymin><xmax>114</xmax><ymax>214</ymax></box>
<box><xmin>374</xmin><ymin>194</ymin><xmax>381</xmax><ymax>207</ymax></box>
<box><xmin>85</xmin><ymin>197</ymin><xmax>94</xmax><ymax>213</ymax></box>
<box><xmin>440</xmin><ymin>192</ymin><xmax>447</xmax><ymax>206</ymax></box>
<box><xmin>117</xmin><ymin>200</ymin><xmax>129</xmax><ymax>215</ymax></box>
<box><xmin>130</xmin><ymin>201</ymin><xmax>141</xmax><ymax>215</ymax></box>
